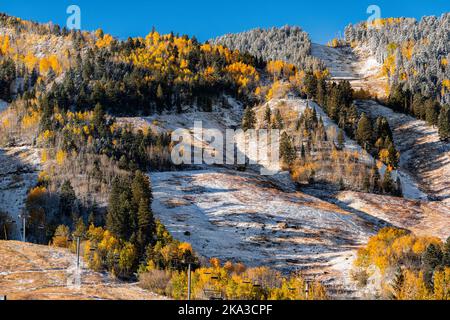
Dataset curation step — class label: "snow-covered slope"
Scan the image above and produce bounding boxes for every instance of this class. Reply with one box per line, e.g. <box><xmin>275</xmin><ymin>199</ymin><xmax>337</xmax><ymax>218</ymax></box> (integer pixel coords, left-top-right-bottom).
<box><xmin>150</xmin><ymin>167</ymin><xmax>389</xmax><ymax>296</ymax></box>
<box><xmin>356</xmin><ymin>100</ymin><xmax>450</xmax><ymax>203</ymax></box>
<box><xmin>336</xmin><ymin>191</ymin><xmax>450</xmax><ymax>240</ymax></box>
<box><xmin>255</xmin><ymin>98</ymin><xmax>376</xmax><ymax>160</ymax></box>
<box><xmin>311</xmin><ymin>44</ymin><xmax>359</xmax><ymax>80</ymax></box>
<box><xmin>275</xmin><ymin>98</ymin><xmax>428</xmax><ymax>201</ymax></box>
<box><xmin>150</xmin><ymin>166</ymin><xmax>450</xmax><ymax>297</ymax></box>
<box><xmin>0</xmin><ymin>147</ymin><xmax>41</xmax><ymax>240</ymax></box>
<box><xmin>311</xmin><ymin>44</ymin><xmax>387</xmax><ymax>97</ymax></box>
<box><xmin>254</xmin><ymin>98</ymin><xmax>405</xmax><ymax>188</ymax></box>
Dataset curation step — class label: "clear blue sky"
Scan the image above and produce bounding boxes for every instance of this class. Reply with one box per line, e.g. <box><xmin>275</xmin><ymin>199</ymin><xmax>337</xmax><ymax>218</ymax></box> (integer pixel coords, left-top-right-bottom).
<box><xmin>1</xmin><ymin>0</ymin><xmax>450</xmax><ymax>44</ymax></box>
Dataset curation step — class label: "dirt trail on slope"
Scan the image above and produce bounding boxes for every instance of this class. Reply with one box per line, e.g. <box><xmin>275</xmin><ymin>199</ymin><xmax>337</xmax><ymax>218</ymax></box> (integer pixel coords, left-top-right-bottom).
<box><xmin>0</xmin><ymin>241</ymin><xmax>165</xmax><ymax>300</ymax></box>
<box><xmin>355</xmin><ymin>100</ymin><xmax>450</xmax><ymax>203</ymax></box>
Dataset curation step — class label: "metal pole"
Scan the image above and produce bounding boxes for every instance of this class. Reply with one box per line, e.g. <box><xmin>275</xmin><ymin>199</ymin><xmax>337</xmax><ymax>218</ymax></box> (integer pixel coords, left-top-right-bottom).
<box><xmin>22</xmin><ymin>216</ymin><xmax>26</xmax><ymax>242</ymax></box>
<box><xmin>187</xmin><ymin>263</ymin><xmax>192</xmax><ymax>300</ymax></box>
<box><xmin>76</xmin><ymin>237</ymin><xmax>80</xmax><ymax>270</ymax></box>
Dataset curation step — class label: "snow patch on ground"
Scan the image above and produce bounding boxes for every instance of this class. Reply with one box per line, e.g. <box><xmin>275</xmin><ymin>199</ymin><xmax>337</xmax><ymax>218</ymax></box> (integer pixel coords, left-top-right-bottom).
<box><xmin>397</xmin><ymin>170</ymin><xmax>428</xmax><ymax>201</ymax></box>
<box><xmin>150</xmin><ymin>168</ymin><xmax>387</xmax><ymax>296</ymax></box>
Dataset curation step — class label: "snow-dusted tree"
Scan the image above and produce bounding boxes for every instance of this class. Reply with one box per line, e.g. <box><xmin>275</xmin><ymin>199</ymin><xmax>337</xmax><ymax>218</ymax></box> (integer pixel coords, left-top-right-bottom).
<box><xmin>345</xmin><ymin>14</ymin><xmax>450</xmax><ymax>103</ymax></box>
<box><xmin>212</xmin><ymin>26</ymin><xmax>325</xmax><ymax>71</ymax></box>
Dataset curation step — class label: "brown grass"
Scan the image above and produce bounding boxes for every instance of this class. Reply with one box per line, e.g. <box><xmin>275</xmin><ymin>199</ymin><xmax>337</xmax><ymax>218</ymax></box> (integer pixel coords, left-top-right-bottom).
<box><xmin>0</xmin><ymin>241</ymin><xmax>167</xmax><ymax>300</ymax></box>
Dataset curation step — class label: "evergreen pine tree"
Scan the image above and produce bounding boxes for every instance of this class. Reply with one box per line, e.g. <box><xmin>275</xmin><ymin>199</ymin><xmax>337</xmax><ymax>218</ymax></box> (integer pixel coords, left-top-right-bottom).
<box><xmin>422</xmin><ymin>243</ymin><xmax>443</xmax><ymax>270</ymax></box>
<box><xmin>274</xmin><ymin>110</ymin><xmax>284</xmax><ymax>129</ymax></box>
<box><xmin>356</xmin><ymin>113</ymin><xmax>372</xmax><ymax>149</ymax></box>
<box><xmin>422</xmin><ymin>243</ymin><xmax>443</xmax><ymax>289</ymax></box>
<box><xmin>382</xmin><ymin>169</ymin><xmax>395</xmax><ymax>194</ymax></box>
<box><xmin>375</xmin><ymin>116</ymin><xmax>392</xmax><ymax>140</ymax></box>
<box><xmin>118</xmin><ymin>155</ymin><xmax>129</xmax><ymax>170</ymax></box>
<box><xmin>425</xmin><ymin>99</ymin><xmax>439</xmax><ymax>126</ymax></box>
<box><xmin>371</xmin><ymin>164</ymin><xmax>381</xmax><ymax>193</ymax></box>
<box><xmin>137</xmin><ymin>198</ymin><xmax>155</xmax><ymax>253</ymax></box>
<box><xmin>242</xmin><ymin>106</ymin><xmax>256</xmax><ymax>131</ymax></box>
<box><xmin>385</xmin><ymin>138</ymin><xmax>399</xmax><ymax>168</ymax></box>
<box><xmin>60</xmin><ymin>180</ymin><xmax>76</xmax><ymax>217</ymax></box>
<box><xmin>93</xmin><ymin>103</ymin><xmax>107</xmax><ymax>137</ymax></box>
<box><xmin>304</xmin><ymin>72</ymin><xmax>318</xmax><ymax>99</ymax></box>
<box><xmin>337</xmin><ymin>129</ymin><xmax>345</xmax><ymax>149</ymax></box>
<box><xmin>280</xmin><ymin>132</ymin><xmax>296</xmax><ymax>166</ymax></box>
<box><xmin>264</xmin><ymin>105</ymin><xmax>272</xmax><ymax>128</ymax></box>
<box><xmin>443</xmin><ymin>236</ymin><xmax>450</xmax><ymax>267</ymax></box>
<box><xmin>438</xmin><ymin>105</ymin><xmax>450</xmax><ymax>141</ymax></box>
<box><xmin>131</xmin><ymin>171</ymin><xmax>152</xmax><ymax>209</ymax></box>
<box><xmin>88</xmin><ymin>212</ymin><xmax>96</xmax><ymax>226</ymax></box>
<box><xmin>73</xmin><ymin>217</ymin><xmax>86</xmax><ymax>239</ymax></box>
<box><xmin>326</xmin><ymin>86</ymin><xmax>339</xmax><ymax>121</ymax></box>
<box><xmin>347</xmin><ymin>104</ymin><xmax>359</xmax><ymax>132</ymax></box>
<box><xmin>107</xmin><ymin>177</ymin><xmax>131</xmax><ymax>240</ymax></box>
<box><xmin>316</xmin><ymin>77</ymin><xmax>327</xmax><ymax>106</ymax></box>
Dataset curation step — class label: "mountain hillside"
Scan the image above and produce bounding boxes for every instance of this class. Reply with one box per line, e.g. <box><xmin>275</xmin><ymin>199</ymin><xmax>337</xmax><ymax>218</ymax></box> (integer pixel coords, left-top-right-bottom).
<box><xmin>0</xmin><ymin>147</ymin><xmax>40</xmax><ymax>239</ymax></box>
<box><xmin>0</xmin><ymin>12</ymin><xmax>449</xmax><ymax>300</ymax></box>
<box><xmin>345</xmin><ymin>14</ymin><xmax>450</xmax><ymax>102</ymax></box>
<box><xmin>0</xmin><ymin>240</ymin><xmax>165</xmax><ymax>300</ymax></box>
<box><xmin>355</xmin><ymin>100</ymin><xmax>450</xmax><ymax>202</ymax></box>
<box><xmin>311</xmin><ymin>44</ymin><xmax>387</xmax><ymax>97</ymax></box>
<box><xmin>212</xmin><ymin>26</ymin><xmax>324</xmax><ymax>71</ymax></box>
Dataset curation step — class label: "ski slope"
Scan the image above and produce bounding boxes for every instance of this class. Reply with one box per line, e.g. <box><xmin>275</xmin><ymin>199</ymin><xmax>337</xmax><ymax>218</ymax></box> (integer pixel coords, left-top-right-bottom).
<box><xmin>356</xmin><ymin>100</ymin><xmax>450</xmax><ymax>203</ymax></box>
<box><xmin>311</xmin><ymin>44</ymin><xmax>387</xmax><ymax>97</ymax></box>
<box><xmin>150</xmin><ymin>168</ymin><xmax>390</xmax><ymax>296</ymax></box>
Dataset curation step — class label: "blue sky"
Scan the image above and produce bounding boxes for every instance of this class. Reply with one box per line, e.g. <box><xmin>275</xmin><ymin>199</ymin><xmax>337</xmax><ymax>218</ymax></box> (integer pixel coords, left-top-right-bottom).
<box><xmin>1</xmin><ymin>0</ymin><xmax>450</xmax><ymax>44</ymax></box>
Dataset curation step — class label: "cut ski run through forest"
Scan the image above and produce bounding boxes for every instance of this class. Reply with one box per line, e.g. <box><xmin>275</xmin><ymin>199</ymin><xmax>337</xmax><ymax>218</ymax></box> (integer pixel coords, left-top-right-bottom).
<box><xmin>355</xmin><ymin>100</ymin><xmax>450</xmax><ymax>203</ymax></box>
<box><xmin>310</xmin><ymin>42</ymin><xmax>450</xmax><ymax>203</ymax></box>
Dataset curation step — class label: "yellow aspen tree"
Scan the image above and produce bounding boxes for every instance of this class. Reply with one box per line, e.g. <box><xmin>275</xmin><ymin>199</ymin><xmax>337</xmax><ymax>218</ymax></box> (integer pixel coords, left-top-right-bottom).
<box><xmin>433</xmin><ymin>267</ymin><xmax>450</xmax><ymax>300</ymax></box>
<box><xmin>56</xmin><ymin>149</ymin><xmax>67</xmax><ymax>166</ymax></box>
